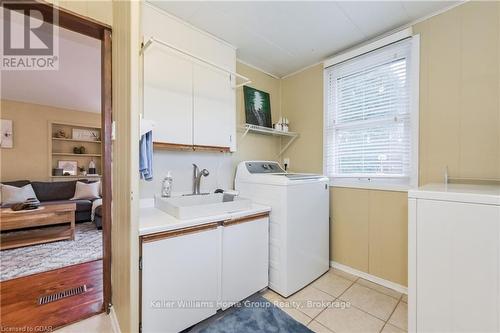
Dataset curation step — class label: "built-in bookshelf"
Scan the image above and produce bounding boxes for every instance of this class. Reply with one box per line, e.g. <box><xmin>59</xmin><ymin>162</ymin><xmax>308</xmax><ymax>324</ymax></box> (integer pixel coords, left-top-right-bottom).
<box><xmin>49</xmin><ymin>122</ymin><xmax>102</xmax><ymax>181</ymax></box>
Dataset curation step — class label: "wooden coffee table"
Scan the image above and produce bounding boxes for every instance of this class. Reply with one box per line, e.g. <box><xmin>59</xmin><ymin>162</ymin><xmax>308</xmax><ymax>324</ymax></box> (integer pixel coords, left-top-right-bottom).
<box><xmin>0</xmin><ymin>203</ymin><xmax>76</xmax><ymax>250</ymax></box>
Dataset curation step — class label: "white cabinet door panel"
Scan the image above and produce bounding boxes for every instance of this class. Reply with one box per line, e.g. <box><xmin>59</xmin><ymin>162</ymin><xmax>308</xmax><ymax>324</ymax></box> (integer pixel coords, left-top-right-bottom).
<box><xmin>221</xmin><ymin>217</ymin><xmax>269</xmax><ymax>308</ymax></box>
<box><xmin>416</xmin><ymin>200</ymin><xmax>500</xmax><ymax>333</ymax></box>
<box><xmin>142</xmin><ymin>227</ymin><xmax>220</xmax><ymax>333</ymax></box>
<box><xmin>144</xmin><ymin>47</ymin><xmax>193</xmax><ymax>145</ymax></box>
<box><xmin>193</xmin><ymin>64</ymin><xmax>235</xmax><ymax>149</ymax></box>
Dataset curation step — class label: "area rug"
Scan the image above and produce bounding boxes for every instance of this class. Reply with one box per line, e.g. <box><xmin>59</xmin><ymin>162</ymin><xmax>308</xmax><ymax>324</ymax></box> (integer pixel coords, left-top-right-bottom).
<box><xmin>188</xmin><ymin>295</ymin><xmax>312</xmax><ymax>333</ymax></box>
<box><xmin>0</xmin><ymin>222</ymin><xmax>102</xmax><ymax>281</ymax></box>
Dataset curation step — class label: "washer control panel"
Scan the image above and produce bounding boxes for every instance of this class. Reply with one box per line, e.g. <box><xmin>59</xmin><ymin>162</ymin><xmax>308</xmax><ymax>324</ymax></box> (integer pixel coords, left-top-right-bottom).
<box><xmin>245</xmin><ymin>161</ymin><xmax>285</xmax><ymax>174</ymax></box>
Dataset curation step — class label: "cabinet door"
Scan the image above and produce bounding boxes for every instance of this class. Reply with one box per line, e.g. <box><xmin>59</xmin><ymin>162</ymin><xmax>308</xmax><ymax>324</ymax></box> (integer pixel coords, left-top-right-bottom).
<box><xmin>221</xmin><ymin>216</ymin><xmax>269</xmax><ymax>307</ymax></box>
<box><xmin>416</xmin><ymin>200</ymin><xmax>500</xmax><ymax>333</ymax></box>
<box><xmin>142</xmin><ymin>226</ymin><xmax>220</xmax><ymax>333</ymax></box>
<box><xmin>193</xmin><ymin>63</ymin><xmax>235</xmax><ymax>150</ymax></box>
<box><xmin>144</xmin><ymin>47</ymin><xmax>193</xmax><ymax>145</ymax></box>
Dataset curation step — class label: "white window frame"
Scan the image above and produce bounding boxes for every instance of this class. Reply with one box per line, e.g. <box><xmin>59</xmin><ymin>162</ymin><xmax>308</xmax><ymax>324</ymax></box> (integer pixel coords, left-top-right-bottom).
<box><xmin>323</xmin><ymin>30</ymin><xmax>420</xmax><ymax>192</ymax></box>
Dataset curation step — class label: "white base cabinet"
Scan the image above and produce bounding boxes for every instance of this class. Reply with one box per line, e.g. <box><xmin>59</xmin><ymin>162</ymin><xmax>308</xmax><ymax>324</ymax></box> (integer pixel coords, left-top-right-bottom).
<box><xmin>141</xmin><ymin>214</ymin><xmax>269</xmax><ymax>333</ymax></box>
<box><xmin>221</xmin><ymin>217</ymin><xmax>269</xmax><ymax>308</ymax></box>
<box><xmin>409</xmin><ymin>184</ymin><xmax>500</xmax><ymax>333</ymax></box>
<box><xmin>141</xmin><ymin>224</ymin><xmax>219</xmax><ymax>333</ymax></box>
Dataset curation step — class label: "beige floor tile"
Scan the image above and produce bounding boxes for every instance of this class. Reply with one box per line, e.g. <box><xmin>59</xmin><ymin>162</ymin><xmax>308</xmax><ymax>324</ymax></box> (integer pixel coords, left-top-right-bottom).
<box><xmin>382</xmin><ymin>323</ymin><xmax>406</xmax><ymax>333</ymax></box>
<box><xmin>56</xmin><ymin>313</ymin><xmax>113</xmax><ymax>333</ymax></box>
<box><xmin>340</xmin><ymin>283</ymin><xmax>399</xmax><ymax>321</ymax></box>
<box><xmin>316</xmin><ymin>305</ymin><xmax>385</xmax><ymax>333</ymax></box>
<box><xmin>308</xmin><ymin>320</ymin><xmax>334</xmax><ymax>333</ymax></box>
<box><xmin>312</xmin><ymin>270</ymin><xmax>355</xmax><ymax>297</ymax></box>
<box><xmin>401</xmin><ymin>294</ymin><xmax>408</xmax><ymax>303</ymax></box>
<box><xmin>262</xmin><ymin>289</ymin><xmax>286</xmax><ymax>303</ymax></box>
<box><xmin>388</xmin><ymin>301</ymin><xmax>408</xmax><ymax>330</ymax></box>
<box><xmin>281</xmin><ymin>306</ymin><xmax>313</xmax><ymax>326</ymax></box>
<box><xmin>330</xmin><ymin>268</ymin><xmax>358</xmax><ymax>282</ymax></box>
<box><xmin>288</xmin><ymin>285</ymin><xmax>335</xmax><ymax>318</ymax></box>
<box><xmin>357</xmin><ymin>278</ymin><xmax>402</xmax><ymax>299</ymax></box>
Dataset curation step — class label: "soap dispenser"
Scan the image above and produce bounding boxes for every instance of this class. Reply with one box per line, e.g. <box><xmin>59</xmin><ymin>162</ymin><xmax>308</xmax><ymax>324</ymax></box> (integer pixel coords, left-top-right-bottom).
<box><xmin>161</xmin><ymin>171</ymin><xmax>173</xmax><ymax>198</ymax></box>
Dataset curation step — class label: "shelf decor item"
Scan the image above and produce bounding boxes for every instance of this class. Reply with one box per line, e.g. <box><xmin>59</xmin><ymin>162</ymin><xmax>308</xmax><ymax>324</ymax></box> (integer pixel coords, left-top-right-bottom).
<box><xmin>243</xmin><ymin>86</ymin><xmax>272</xmax><ymax>128</ymax></box>
<box><xmin>73</xmin><ymin>146</ymin><xmax>86</xmax><ymax>154</ymax></box>
<box><xmin>72</xmin><ymin>128</ymin><xmax>100</xmax><ymax>141</ymax></box>
<box><xmin>88</xmin><ymin>160</ymin><xmax>96</xmax><ymax>175</ymax></box>
<box><xmin>57</xmin><ymin>160</ymin><xmax>78</xmax><ymax>176</ymax></box>
<box><xmin>52</xmin><ymin>168</ymin><xmax>64</xmax><ymax>176</ymax></box>
<box><xmin>53</xmin><ymin>129</ymin><xmax>68</xmax><ymax>139</ymax></box>
<box><xmin>1</xmin><ymin>119</ymin><xmax>13</xmax><ymax>148</ymax></box>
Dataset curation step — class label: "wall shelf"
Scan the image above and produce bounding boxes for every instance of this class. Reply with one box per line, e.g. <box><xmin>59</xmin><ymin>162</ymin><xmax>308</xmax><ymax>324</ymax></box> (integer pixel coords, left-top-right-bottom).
<box><xmin>240</xmin><ymin>124</ymin><xmax>299</xmax><ymax>156</ymax></box>
<box><xmin>50</xmin><ymin>175</ymin><xmax>101</xmax><ymax>179</ymax></box>
<box><xmin>52</xmin><ymin>138</ymin><xmax>101</xmax><ymax>143</ymax></box>
<box><xmin>49</xmin><ymin>122</ymin><xmax>103</xmax><ymax>181</ymax></box>
<box><xmin>52</xmin><ymin>153</ymin><xmax>102</xmax><ymax>157</ymax></box>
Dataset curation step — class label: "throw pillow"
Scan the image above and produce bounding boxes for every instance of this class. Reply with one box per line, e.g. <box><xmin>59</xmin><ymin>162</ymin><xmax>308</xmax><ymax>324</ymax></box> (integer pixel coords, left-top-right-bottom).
<box><xmin>1</xmin><ymin>184</ymin><xmax>38</xmax><ymax>205</ymax></box>
<box><xmin>71</xmin><ymin>181</ymin><xmax>101</xmax><ymax>200</ymax></box>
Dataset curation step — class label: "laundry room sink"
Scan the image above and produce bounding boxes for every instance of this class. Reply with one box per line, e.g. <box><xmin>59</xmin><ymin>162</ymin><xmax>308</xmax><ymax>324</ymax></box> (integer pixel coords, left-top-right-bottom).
<box><xmin>155</xmin><ymin>193</ymin><xmax>252</xmax><ymax>219</ymax></box>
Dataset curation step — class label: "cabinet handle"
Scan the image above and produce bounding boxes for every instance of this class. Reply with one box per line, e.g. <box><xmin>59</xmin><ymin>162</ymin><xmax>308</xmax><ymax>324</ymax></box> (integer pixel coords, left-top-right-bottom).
<box><xmin>141</xmin><ymin>222</ymin><xmax>219</xmax><ymax>243</ymax></box>
<box><xmin>222</xmin><ymin>212</ymin><xmax>269</xmax><ymax>227</ymax></box>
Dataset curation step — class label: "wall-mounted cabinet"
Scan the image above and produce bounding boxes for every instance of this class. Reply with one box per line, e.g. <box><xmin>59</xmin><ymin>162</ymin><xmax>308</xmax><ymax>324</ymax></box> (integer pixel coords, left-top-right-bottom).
<box><xmin>142</xmin><ymin>4</ymin><xmax>238</xmax><ymax>152</ymax></box>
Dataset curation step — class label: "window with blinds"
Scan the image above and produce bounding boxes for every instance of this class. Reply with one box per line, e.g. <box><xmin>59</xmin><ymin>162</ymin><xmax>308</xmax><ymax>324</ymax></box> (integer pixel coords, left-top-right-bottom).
<box><xmin>324</xmin><ymin>37</ymin><xmax>418</xmax><ymax>190</ymax></box>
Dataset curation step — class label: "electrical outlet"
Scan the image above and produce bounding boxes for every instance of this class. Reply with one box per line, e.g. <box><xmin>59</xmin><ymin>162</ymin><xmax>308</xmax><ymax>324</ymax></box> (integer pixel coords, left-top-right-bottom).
<box><xmin>283</xmin><ymin>157</ymin><xmax>290</xmax><ymax>169</ymax></box>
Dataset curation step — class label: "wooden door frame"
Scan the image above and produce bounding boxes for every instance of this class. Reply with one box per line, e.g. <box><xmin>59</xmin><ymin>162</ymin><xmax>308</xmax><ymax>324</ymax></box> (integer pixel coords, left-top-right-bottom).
<box><xmin>2</xmin><ymin>1</ymin><xmax>113</xmax><ymax>314</ymax></box>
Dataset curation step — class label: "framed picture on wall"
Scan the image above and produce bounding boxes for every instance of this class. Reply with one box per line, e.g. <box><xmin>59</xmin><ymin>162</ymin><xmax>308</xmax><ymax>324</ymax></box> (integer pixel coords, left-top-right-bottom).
<box><xmin>1</xmin><ymin>119</ymin><xmax>13</xmax><ymax>148</ymax></box>
<box><xmin>243</xmin><ymin>86</ymin><xmax>272</xmax><ymax>128</ymax></box>
<box><xmin>58</xmin><ymin>160</ymin><xmax>78</xmax><ymax>176</ymax></box>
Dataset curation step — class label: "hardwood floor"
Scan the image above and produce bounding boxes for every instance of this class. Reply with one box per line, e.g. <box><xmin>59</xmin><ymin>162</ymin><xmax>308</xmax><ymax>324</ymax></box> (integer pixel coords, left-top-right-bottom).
<box><xmin>0</xmin><ymin>260</ymin><xmax>103</xmax><ymax>331</ymax></box>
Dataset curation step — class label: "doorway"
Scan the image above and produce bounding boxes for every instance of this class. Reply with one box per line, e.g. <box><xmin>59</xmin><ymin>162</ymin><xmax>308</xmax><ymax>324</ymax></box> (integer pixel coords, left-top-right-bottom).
<box><xmin>0</xmin><ymin>1</ymin><xmax>112</xmax><ymax>330</ymax></box>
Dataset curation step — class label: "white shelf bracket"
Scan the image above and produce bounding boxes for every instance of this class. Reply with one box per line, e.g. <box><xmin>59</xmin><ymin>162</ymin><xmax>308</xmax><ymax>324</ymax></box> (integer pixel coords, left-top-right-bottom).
<box><xmin>278</xmin><ymin>135</ymin><xmax>298</xmax><ymax>157</ymax></box>
<box><xmin>240</xmin><ymin>126</ymin><xmax>251</xmax><ymax>142</ymax></box>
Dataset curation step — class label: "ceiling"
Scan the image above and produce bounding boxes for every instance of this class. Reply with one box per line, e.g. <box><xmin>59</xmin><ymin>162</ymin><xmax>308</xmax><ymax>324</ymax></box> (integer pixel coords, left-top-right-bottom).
<box><xmin>149</xmin><ymin>1</ymin><xmax>460</xmax><ymax>77</ymax></box>
<box><xmin>1</xmin><ymin>9</ymin><xmax>101</xmax><ymax>113</ymax></box>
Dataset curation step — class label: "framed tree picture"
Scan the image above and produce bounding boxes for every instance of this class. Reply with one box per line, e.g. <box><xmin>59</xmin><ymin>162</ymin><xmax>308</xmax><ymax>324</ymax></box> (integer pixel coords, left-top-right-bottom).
<box><xmin>243</xmin><ymin>86</ymin><xmax>272</xmax><ymax>128</ymax></box>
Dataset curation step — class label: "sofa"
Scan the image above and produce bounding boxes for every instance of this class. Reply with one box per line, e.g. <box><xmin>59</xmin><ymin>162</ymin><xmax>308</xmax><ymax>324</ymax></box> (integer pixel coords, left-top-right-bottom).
<box><xmin>1</xmin><ymin>179</ymin><xmax>100</xmax><ymax>223</ymax></box>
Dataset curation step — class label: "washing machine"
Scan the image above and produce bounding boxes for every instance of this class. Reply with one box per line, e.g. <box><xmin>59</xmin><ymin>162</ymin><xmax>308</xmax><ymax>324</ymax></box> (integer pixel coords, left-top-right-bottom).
<box><xmin>235</xmin><ymin>161</ymin><xmax>330</xmax><ymax>297</ymax></box>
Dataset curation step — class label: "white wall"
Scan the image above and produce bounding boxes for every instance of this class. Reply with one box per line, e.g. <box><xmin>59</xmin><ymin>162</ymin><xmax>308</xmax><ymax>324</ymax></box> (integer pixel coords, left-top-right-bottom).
<box><xmin>140</xmin><ymin>151</ymin><xmax>234</xmax><ymax>198</ymax></box>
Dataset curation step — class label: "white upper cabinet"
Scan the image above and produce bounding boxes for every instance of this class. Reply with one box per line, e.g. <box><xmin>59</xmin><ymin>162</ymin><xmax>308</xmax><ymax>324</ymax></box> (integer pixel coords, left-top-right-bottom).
<box><xmin>142</xmin><ymin>4</ymin><xmax>237</xmax><ymax>151</ymax></box>
<box><xmin>144</xmin><ymin>48</ymin><xmax>193</xmax><ymax>145</ymax></box>
<box><xmin>193</xmin><ymin>64</ymin><xmax>235</xmax><ymax>149</ymax></box>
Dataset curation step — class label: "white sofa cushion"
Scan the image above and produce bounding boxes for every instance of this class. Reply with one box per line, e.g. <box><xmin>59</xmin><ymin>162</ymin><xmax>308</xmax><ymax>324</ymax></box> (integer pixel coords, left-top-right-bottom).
<box><xmin>71</xmin><ymin>181</ymin><xmax>101</xmax><ymax>200</ymax></box>
<box><xmin>1</xmin><ymin>184</ymin><xmax>38</xmax><ymax>205</ymax></box>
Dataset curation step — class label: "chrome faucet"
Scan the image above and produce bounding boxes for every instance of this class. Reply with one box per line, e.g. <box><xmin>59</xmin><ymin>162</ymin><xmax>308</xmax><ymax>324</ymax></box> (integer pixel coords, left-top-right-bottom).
<box><xmin>192</xmin><ymin>164</ymin><xmax>210</xmax><ymax>195</ymax></box>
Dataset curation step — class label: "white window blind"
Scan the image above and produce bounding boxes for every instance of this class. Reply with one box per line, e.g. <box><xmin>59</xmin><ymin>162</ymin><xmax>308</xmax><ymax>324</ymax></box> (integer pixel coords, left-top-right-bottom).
<box><xmin>324</xmin><ymin>38</ymin><xmax>418</xmax><ymax>190</ymax></box>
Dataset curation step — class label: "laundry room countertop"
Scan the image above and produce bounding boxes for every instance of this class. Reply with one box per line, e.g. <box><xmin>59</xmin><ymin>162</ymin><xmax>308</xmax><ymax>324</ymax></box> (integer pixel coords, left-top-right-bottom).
<box><xmin>139</xmin><ymin>199</ymin><xmax>271</xmax><ymax>236</ymax></box>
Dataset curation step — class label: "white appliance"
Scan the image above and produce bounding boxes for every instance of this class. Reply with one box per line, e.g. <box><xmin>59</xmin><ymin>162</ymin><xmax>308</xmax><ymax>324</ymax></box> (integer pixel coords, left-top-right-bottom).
<box><xmin>235</xmin><ymin>161</ymin><xmax>330</xmax><ymax>297</ymax></box>
<box><xmin>408</xmin><ymin>183</ymin><xmax>500</xmax><ymax>333</ymax></box>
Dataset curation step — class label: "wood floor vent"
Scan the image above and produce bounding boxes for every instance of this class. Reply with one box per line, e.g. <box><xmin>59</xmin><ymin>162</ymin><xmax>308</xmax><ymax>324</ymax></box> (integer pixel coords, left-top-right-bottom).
<box><xmin>38</xmin><ymin>285</ymin><xmax>87</xmax><ymax>305</ymax></box>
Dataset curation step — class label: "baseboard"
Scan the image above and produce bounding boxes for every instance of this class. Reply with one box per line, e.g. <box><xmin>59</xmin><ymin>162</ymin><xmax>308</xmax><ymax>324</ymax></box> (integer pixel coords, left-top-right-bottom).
<box><xmin>109</xmin><ymin>306</ymin><xmax>122</xmax><ymax>333</ymax></box>
<box><xmin>330</xmin><ymin>261</ymin><xmax>408</xmax><ymax>295</ymax></box>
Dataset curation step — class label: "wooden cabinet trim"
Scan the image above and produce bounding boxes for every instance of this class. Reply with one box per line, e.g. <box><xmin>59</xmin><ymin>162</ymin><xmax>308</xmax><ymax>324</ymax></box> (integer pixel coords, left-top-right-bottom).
<box><xmin>140</xmin><ymin>212</ymin><xmax>269</xmax><ymax>242</ymax></box>
<box><xmin>141</xmin><ymin>222</ymin><xmax>220</xmax><ymax>243</ymax></box>
<box><xmin>222</xmin><ymin>212</ymin><xmax>269</xmax><ymax>227</ymax></box>
<box><xmin>153</xmin><ymin>142</ymin><xmax>230</xmax><ymax>153</ymax></box>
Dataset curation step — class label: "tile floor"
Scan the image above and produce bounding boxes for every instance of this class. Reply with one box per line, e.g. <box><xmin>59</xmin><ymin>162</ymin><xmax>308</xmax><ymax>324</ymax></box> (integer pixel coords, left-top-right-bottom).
<box><xmin>262</xmin><ymin>268</ymin><xmax>408</xmax><ymax>333</ymax></box>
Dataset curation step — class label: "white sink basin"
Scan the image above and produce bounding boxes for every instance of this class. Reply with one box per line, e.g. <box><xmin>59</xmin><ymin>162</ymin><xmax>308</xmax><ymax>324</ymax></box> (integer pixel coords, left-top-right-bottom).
<box><xmin>154</xmin><ymin>193</ymin><xmax>252</xmax><ymax>220</ymax></box>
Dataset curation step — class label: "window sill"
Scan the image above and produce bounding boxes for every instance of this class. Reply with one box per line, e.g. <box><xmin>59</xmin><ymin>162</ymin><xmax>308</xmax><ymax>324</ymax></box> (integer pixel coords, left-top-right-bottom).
<box><xmin>329</xmin><ymin>180</ymin><xmax>415</xmax><ymax>192</ymax></box>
